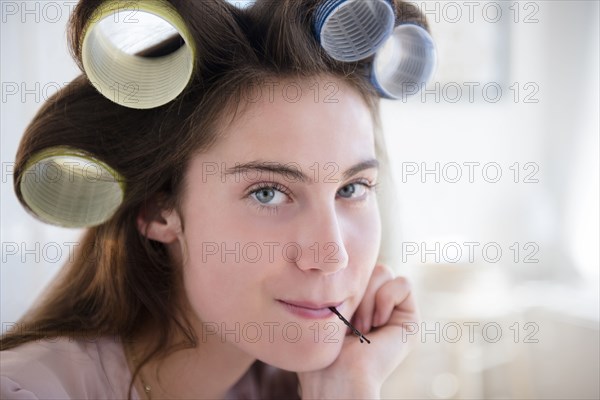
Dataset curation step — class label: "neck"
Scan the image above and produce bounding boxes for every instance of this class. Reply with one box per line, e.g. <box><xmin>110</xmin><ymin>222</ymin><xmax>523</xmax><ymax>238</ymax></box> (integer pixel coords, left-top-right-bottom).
<box><xmin>127</xmin><ymin>319</ymin><xmax>256</xmax><ymax>400</ymax></box>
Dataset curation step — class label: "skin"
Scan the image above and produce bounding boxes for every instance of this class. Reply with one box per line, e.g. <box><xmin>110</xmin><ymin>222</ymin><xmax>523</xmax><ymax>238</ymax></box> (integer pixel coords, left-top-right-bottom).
<box><xmin>133</xmin><ymin>75</ymin><xmax>418</xmax><ymax>399</ymax></box>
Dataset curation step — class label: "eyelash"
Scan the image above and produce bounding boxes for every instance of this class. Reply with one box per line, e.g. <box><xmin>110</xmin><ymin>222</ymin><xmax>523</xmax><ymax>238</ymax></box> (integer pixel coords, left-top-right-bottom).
<box><xmin>245</xmin><ymin>182</ymin><xmax>290</xmax><ymax>215</ymax></box>
<box><xmin>245</xmin><ymin>179</ymin><xmax>379</xmax><ymax>215</ymax></box>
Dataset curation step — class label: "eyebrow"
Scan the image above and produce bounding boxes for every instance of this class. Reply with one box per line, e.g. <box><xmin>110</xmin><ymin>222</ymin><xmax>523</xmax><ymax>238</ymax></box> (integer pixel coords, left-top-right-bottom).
<box><xmin>223</xmin><ymin>158</ymin><xmax>380</xmax><ymax>183</ymax></box>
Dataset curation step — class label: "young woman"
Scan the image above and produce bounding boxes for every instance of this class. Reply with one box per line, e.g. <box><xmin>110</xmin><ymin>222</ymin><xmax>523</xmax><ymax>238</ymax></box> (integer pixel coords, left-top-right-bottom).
<box><xmin>1</xmin><ymin>0</ymin><xmax>429</xmax><ymax>398</ymax></box>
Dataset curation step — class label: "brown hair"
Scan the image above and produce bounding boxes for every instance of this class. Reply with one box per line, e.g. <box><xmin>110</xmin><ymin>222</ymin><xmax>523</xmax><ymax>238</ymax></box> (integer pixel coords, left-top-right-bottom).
<box><xmin>1</xmin><ymin>1</ymin><xmax>429</xmax><ymax>398</ymax></box>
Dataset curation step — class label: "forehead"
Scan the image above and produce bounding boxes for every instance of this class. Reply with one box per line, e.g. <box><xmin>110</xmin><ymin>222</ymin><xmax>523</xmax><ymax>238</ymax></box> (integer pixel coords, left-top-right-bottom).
<box><xmin>209</xmin><ymin>76</ymin><xmax>376</xmax><ymax>166</ymax></box>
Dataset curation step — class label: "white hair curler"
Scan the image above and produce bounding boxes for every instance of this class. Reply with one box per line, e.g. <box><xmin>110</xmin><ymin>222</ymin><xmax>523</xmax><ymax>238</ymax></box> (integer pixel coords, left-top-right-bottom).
<box><xmin>314</xmin><ymin>0</ymin><xmax>396</xmax><ymax>62</ymax></box>
<box><xmin>80</xmin><ymin>0</ymin><xmax>196</xmax><ymax>109</ymax></box>
<box><xmin>370</xmin><ymin>24</ymin><xmax>437</xmax><ymax>99</ymax></box>
<box><xmin>19</xmin><ymin>147</ymin><xmax>125</xmax><ymax>228</ymax></box>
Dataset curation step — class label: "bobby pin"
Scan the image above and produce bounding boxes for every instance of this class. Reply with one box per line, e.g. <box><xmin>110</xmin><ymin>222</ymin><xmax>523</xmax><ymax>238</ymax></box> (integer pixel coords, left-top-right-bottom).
<box><xmin>329</xmin><ymin>307</ymin><xmax>371</xmax><ymax>344</ymax></box>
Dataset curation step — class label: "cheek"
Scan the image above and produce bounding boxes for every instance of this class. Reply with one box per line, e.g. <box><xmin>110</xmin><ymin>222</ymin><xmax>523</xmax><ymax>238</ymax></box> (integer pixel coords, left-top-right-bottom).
<box><xmin>177</xmin><ymin>220</ymin><xmax>258</xmax><ymax>323</ymax></box>
<box><xmin>344</xmin><ymin>202</ymin><xmax>382</xmax><ymax>294</ymax></box>
<box><xmin>180</xmin><ymin>260</ymin><xmax>227</xmax><ymax>325</ymax></box>
<box><xmin>346</xmin><ymin>200</ymin><xmax>382</xmax><ymax>260</ymax></box>
<box><xmin>181</xmin><ymin>245</ymin><xmax>263</xmax><ymax>323</ymax></box>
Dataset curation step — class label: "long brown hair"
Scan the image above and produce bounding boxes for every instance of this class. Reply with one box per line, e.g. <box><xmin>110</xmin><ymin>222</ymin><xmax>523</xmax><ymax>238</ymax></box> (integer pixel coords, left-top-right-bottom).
<box><xmin>1</xmin><ymin>1</ymin><xmax>429</xmax><ymax>398</ymax></box>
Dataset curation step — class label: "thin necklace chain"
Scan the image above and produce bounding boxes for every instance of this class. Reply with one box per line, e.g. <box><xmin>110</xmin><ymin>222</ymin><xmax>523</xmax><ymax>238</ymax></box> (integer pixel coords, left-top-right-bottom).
<box><xmin>126</xmin><ymin>341</ymin><xmax>153</xmax><ymax>400</ymax></box>
<box><xmin>126</xmin><ymin>341</ymin><xmax>305</xmax><ymax>399</ymax></box>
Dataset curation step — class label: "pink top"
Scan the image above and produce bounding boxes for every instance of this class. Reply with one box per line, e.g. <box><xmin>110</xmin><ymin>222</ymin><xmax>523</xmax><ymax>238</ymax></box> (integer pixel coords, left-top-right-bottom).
<box><xmin>1</xmin><ymin>336</ymin><xmax>140</xmax><ymax>400</ymax></box>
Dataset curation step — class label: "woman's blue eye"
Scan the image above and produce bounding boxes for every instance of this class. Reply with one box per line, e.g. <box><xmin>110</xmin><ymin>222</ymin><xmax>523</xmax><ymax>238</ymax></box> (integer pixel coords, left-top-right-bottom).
<box><xmin>337</xmin><ymin>182</ymin><xmax>370</xmax><ymax>199</ymax></box>
<box><xmin>338</xmin><ymin>184</ymin><xmax>356</xmax><ymax>198</ymax></box>
<box><xmin>255</xmin><ymin>188</ymin><xmax>274</xmax><ymax>203</ymax></box>
<box><xmin>251</xmin><ymin>186</ymin><xmax>288</xmax><ymax>205</ymax></box>
<box><xmin>248</xmin><ymin>180</ymin><xmax>376</xmax><ymax>210</ymax></box>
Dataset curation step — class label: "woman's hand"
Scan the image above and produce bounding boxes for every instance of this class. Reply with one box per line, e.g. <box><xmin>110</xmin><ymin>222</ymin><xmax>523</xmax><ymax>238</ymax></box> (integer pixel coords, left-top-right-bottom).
<box><xmin>297</xmin><ymin>264</ymin><xmax>419</xmax><ymax>400</ymax></box>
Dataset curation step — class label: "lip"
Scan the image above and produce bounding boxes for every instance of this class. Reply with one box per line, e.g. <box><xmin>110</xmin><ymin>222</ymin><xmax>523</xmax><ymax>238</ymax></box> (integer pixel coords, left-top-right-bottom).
<box><xmin>277</xmin><ymin>299</ymin><xmax>344</xmax><ymax>319</ymax></box>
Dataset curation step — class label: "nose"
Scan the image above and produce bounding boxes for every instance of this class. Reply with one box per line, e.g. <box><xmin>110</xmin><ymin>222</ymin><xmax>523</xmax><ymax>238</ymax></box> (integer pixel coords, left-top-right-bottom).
<box><xmin>293</xmin><ymin>204</ymin><xmax>349</xmax><ymax>275</ymax></box>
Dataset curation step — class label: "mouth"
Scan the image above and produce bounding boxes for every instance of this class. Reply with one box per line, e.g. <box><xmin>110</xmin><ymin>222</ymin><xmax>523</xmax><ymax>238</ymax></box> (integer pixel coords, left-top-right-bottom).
<box><xmin>277</xmin><ymin>299</ymin><xmax>344</xmax><ymax>319</ymax></box>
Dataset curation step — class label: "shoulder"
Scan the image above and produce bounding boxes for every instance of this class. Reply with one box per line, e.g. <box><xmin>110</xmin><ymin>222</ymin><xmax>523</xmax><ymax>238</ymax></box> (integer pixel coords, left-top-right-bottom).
<box><xmin>1</xmin><ymin>336</ymin><xmax>137</xmax><ymax>400</ymax></box>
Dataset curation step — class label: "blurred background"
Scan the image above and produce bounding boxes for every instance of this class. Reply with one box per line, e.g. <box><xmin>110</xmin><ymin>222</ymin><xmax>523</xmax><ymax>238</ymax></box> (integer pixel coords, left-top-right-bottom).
<box><xmin>1</xmin><ymin>1</ymin><xmax>598</xmax><ymax>399</ymax></box>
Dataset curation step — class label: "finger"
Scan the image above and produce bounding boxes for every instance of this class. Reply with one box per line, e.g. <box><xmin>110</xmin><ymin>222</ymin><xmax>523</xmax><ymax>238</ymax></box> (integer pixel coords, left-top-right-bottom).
<box><xmin>372</xmin><ymin>276</ymin><xmax>415</xmax><ymax>328</ymax></box>
<box><xmin>353</xmin><ymin>264</ymin><xmax>394</xmax><ymax>334</ymax></box>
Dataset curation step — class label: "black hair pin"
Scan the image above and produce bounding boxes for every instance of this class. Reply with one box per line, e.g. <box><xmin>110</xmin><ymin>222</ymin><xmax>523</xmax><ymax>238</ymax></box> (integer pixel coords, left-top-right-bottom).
<box><xmin>329</xmin><ymin>307</ymin><xmax>371</xmax><ymax>344</ymax></box>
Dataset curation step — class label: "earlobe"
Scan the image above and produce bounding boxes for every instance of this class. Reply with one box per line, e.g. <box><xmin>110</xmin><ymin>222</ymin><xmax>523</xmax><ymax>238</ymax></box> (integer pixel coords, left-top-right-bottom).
<box><xmin>137</xmin><ymin>200</ymin><xmax>182</xmax><ymax>244</ymax></box>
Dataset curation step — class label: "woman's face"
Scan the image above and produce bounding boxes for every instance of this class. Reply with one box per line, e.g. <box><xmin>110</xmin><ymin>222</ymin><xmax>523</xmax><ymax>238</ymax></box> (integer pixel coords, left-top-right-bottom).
<box><xmin>174</xmin><ymin>76</ymin><xmax>381</xmax><ymax>371</ymax></box>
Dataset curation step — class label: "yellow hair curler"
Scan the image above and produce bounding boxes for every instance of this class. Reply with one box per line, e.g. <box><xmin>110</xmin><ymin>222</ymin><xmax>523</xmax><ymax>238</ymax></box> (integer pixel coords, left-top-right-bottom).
<box><xmin>19</xmin><ymin>147</ymin><xmax>125</xmax><ymax>228</ymax></box>
<box><xmin>80</xmin><ymin>0</ymin><xmax>196</xmax><ymax>109</ymax></box>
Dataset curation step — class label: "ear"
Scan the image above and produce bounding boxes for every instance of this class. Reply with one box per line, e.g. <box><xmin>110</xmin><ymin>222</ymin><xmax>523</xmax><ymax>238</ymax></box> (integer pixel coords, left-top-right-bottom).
<box><xmin>136</xmin><ymin>196</ymin><xmax>182</xmax><ymax>244</ymax></box>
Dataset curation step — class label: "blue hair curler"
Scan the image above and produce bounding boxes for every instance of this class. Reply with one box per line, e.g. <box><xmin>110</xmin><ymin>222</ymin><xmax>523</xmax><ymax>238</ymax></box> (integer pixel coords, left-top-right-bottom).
<box><xmin>370</xmin><ymin>24</ymin><xmax>437</xmax><ymax>100</ymax></box>
<box><xmin>314</xmin><ymin>0</ymin><xmax>396</xmax><ymax>62</ymax></box>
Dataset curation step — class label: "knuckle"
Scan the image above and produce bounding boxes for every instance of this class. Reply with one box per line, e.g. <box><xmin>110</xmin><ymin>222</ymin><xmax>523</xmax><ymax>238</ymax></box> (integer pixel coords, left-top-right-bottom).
<box><xmin>374</xmin><ymin>263</ymin><xmax>395</xmax><ymax>280</ymax></box>
<box><xmin>395</xmin><ymin>275</ymin><xmax>412</xmax><ymax>290</ymax></box>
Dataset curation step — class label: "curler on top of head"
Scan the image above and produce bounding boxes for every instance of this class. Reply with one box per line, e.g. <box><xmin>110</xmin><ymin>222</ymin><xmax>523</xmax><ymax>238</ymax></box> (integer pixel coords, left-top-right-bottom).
<box><xmin>79</xmin><ymin>0</ymin><xmax>196</xmax><ymax>109</ymax></box>
<box><xmin>314</xmin><ymin>0</ymin><xmax>396</xmax><ymax>62</ymax></box>
<box><xmin>311</xmin><ymin>0</ymin><xmax>437</xmax><ymax>99</ymax></box>
<box><xmin>371</xmin><ymin>23</ymin><xmax>437</xmax><ymax>99</ymax></box>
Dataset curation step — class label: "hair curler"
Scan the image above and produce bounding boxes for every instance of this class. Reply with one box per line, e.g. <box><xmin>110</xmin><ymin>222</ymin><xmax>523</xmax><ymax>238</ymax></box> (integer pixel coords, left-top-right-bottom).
<box><xmin>80</xmin><ymin>0</ymin><xmax>196</xmax><ymax>109</ymax></box>
<box><xmin>313</xmin><ymin>0</ymin><xmax>396</xmax><ymax>62</ymax></box>
<box><xmin>18</xmin><ymin>147</ymin><xmax>125</xmax><ymax>228</ymax></box>
<box><xmin>370</xmin><ymin>24</ymin><xmax>437</xmax><ymax>99</ymax></box>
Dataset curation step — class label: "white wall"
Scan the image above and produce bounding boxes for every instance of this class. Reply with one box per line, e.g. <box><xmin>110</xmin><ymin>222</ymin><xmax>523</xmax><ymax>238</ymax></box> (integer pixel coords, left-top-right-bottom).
<box><xmin>1</xmin><ymin>0</ymin><xmax>82</xmax><ymax>325</ymax></box>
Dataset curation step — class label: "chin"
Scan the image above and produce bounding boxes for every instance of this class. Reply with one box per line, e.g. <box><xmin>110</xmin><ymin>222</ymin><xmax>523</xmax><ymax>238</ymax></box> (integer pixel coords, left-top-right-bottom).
<box><xmin>253</xmin><ymin>338</ymin><xmax>343</xmax><ymax>372</ymax></box>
